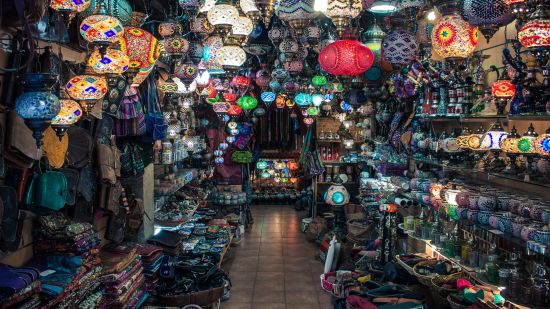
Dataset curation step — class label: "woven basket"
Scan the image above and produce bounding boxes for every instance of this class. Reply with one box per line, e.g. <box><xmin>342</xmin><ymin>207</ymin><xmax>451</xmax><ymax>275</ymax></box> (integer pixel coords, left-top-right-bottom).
<box><xmin>447</xmin><ymin>295</ymin><xmax>468</xmax><ymax>309</ymax></box>
<box><xmin>430</xmin><ymin>272</ymin><xmax>464</xmax><ymax>298</ymax></box>
<box><xmin>157</xmin><ymin>286</ymin><xmax>224</xmax><ymax>306</ymax></box>
<box><xmin>346</xmin><ymin>219</ymin><xmax>373</xmax><ymax>236</ymax></box>
<box><xmin>412</xmin><ymin>260</ymin><xmax>441</xmax><ymax>286</ymax></box>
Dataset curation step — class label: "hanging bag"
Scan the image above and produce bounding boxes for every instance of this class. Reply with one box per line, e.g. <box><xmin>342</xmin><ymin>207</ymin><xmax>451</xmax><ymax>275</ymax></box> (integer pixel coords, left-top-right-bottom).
<box><xmin>35</xmin><ymin>170</ymin><xmax>68</xmax><ymax>211</ymax></box>
<box><xmin>141</xmin><ymin>73</ymin><xmax>167</xmax><ymax>141</ymax></box>
<box><xmin>113</xmin><ymin>87</ymin><xmax>146</xmax><ymax>137</ymax></box>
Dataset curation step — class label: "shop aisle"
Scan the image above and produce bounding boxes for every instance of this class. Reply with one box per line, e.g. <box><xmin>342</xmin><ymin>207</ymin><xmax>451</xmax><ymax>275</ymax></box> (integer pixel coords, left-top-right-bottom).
<box><xmin>221</xmin><ymin>205</ymin><xmax>332</xmax><ymax>309</ymax></box>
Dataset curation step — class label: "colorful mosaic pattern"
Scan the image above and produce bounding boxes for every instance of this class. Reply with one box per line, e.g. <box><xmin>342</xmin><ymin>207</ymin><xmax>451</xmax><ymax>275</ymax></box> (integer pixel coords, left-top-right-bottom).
<box><xmin>80</xmin><ymin>15</ymin><xmax>124</xmax><ymax>44</ymax></box>
<box><xmin>66</xmin><ymin>75</ymin><xmax>108</xmax><ymax>101</ymax></box>
<box><xmin>174</xmin><ymin>62</ymin><xmax>198</xmax><ymax>80</ymax></box>
<box><xmin>294</xmin><ymin>93</ymin><xmax>312</xmax><ymax>107</ymax></box>
<box><xmin>52</xmin><ymin>100</ymin><xmax>82</xmax><ymax>125</ymax></box>
<box><xmin>535</xmin><ymin>134</ymin><xmax>550</xmax><ymax>156</ymax></box>
<box><xmin>277</xmin><ymin>0</ymin><xmax>315</xmax><ymax>21</ymax></box>
<box><xmin>518</xmin><ymin>19</ymin><xmax>550</xmax><ymax>48</ymax></box>
<box><xmin>318</xmin><ymin>40</ymin><xmax>374</xmax><ymax>76</ymax></box>
<box><xmin>119</xmin><ymin>27</ymin><xmax>161</xmax><ymax>69</ymax></box>
<box><xmin>491</xmin><ymin>80</ymin><xmax>515</xmax><ymax>98</ymax></box>
<box><xmin>464</xmin><ymin>0</ymin><xmax>514</xmax><ymax>26</ymax></box>
<box><xmin>164</xmin><ymin>35</ymin><xmax>190</xmax><ymax>55</ymax></box>
<box><xmin>158</xmin><ymin>22</ymin><xmax>183</xmax><ymax>37</ymax></box>
<box><xmin>50</xmin><ymin>0</ymin><xmax>91</xmax><ymax>12</ymax></box>
<box><xmin>16</xmin><ymin>91</ymin><xmax>60</xmax><ymax>120</ymax></box>
<box><xmin>432</xmin><ymin>14</ymin><xmax>478</xmax><ymax>59</ymax></box>
<box><xmin>382</xmin><ymin>30</ymin><xmax>418</xmax><ymax>66</ymax></box>
<box><xmin>87</xmin><ymin>48</ymin><xmax>129</xmax><ymax>74</ymax></box>
<box><xmin>325</xmin><ymin>0</ymin><xmax>362</xmax><ymax>19</ymax></box>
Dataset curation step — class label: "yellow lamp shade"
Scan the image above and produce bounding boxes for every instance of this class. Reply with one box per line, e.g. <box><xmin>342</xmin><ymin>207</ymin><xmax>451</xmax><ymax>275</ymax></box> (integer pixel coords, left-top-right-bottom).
<box><xmin>87</xmin><ymin>48</ymin><xmax>129</xmax><ymax>75</ymax></box>
<box><xmin>65</xmin><ymin>75</ymin><xmax>108</xmax><ymax>101</ymax></box>
<box><xmin>80</xmin><ymin>15</ymin><xmax>124</xmax><ymax>44</ymax></box>
<box><xmin>491</xmin><ymin>80</ymin><xmax>515</xmax><ymax>98</ymax></box>
<box><xmin>518</xmin><ymin>19</ymin><xmax>550</xmax><ymax>48</ymax></box>
<box><xmin>50</xmin><ymin>0</ymin><xmax>91</xmax><ymax>12</ymax></box>
<box><xmin>467</xmin><ymin>134</ymin><xmax>482</xmax><ymax>150</ymax></box>
<box><xmin>432</xmin><ymin>14</ymin><xmax>479</xmax><ymax>59</ymax></box>
<box><xmin>52</xmin><ymin>100</ymin><xmax>83</xmax><ymax>125</ymax></box>
<box><xmin>119</xmin><ymin>27</ymin><xmax>161</xmax><ymax>70</ymax></box>
<box><xmin>501</xmin><ymin>137</ymin><xmax>519</xmax><ymax>153</ymax></box>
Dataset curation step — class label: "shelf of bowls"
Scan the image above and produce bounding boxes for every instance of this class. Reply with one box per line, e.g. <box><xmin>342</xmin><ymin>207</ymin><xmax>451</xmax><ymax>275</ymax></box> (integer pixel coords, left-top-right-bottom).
<box><xmin>250</xmin><ymin>159</ymin><xmax>304</xmax><ymax>203</ymax></box>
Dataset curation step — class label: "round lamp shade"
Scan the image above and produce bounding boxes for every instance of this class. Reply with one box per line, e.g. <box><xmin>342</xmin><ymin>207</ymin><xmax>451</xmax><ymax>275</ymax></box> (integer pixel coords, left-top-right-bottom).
<box><xmin>312</xmin><ymin>75</ymin><xmax>328</xmax><ymax>87</ymax></box>
<box><xmin>52</xmin><ymin>99</ymin><xmax>83</xmax><ymax>125</ymax></box>
<box><xmin>463</xmin><ymin>0</ymin><xmax>514</xmax><ymax>27</ymax></box>
<box><xmin>382</xmin><ymin>30</ymin><xmax>418</xmax><ymax>66</ymax></box>
<box><xmin>324</xmin><ymin>183</ymin><xmax>350</xmax><ymax>206</ymax></box>
<box><xmin>217</xmin><ymin>45</ymin><xmax>247</xmax><ymax>69</ymax></box>
<box><xmin>16</xmin><ymin>92</ymin><xmax>60</xmax><ymax>120</ymax></box>
<box><xmin>256</xmin><ymin>161</ymin><xmax>268</xmax><ymax>169</ymax></box>
<box><xmin>50</xmin><ymin>0</ymin><xmax>91</xmax><ymax>12</ymax></box>
<box><xmin>207</xmin><ymin>4</ymin><xmax>239</xmax><ymax>26</ymax></box>
<box><xmin>164</xmin><ymin>35</ymin><xmax>190</xmax><ymax>55</ymax></box>
<box><xmin>66</xmin><ymin>75</ymin><xmax>108</xmax><ymax>101</ymax></box>
<box><xmin>294</xmin><ymin>92</ymin><xmax>312</xmax><ymax>107</ymax></box>
<box><xmin>174</xmin><ymin>62</ymin><xmax>198</xmax><ymax>80</ymax></box>
<box><xmin>119</xmin><ymin>27</ymin><xmax>161</xmax><ymax>70</ymax></box>
<box><xmin>318</xmin><ymin>40</ymin><xmax>374</xmax><ymax>76</ymax></box>
<box><xmin>232</xmin><ymin>16</ymin><xmax>254</xmax><ymax>36</ymax></box>
<box><xmin>325</xmin><ymin>0</ymin><xmax>362</xmax><ymax>19</ymax></box>
<box><xmin>237</xmin><ymin>96</ymin><xmax>258</xmax><ymax>110</ymax></box>
<box><xmin>518</xmin><ymin>19</ymin><xmax>550</xmax><ymax>48</ymax></box>
<box><xmin>158</xmin><ymin>22</ymin><xmax>183</xmax><ymax>37</ymax></box>
<box><xmin>261</xmin><ymin>91</ymin><xmax>276</xmax><ymax>103</ymax></box>
<box><xmin>432</xmin><ymin>14</ymin><xmax>479</xmax><ymax>59</ymax></box>
<box><xmin>80</xmin><ymin>15</ymin><xmax>124</xmax><ymax>44</ymax></box>
<box><xmin>130</xmin><ymin>64</ymin><xmax>155</xmax><ymax>87</ymax></box>
<box><xmin>227</xmin><ymin>104</ymin><xmax>243</xmax><ymax>116</ymax></box>
<box><xmin>491</xmin><ymin>80</ymin><xmax>515</xmax><ymax>98</ymax></box>
<box><xmin>87</xmin><ymin>47</ymin><xmax>129</xmax><ymax>75</ymax></box>
<box><xmin>535</xmin><ymin>131</ymin><xmax>550</xmax><ymax>156</ymax></box>
<box><xmin>277</xmin><ymin>0</ymin><xmax>315</xmax><ymax>21</ymax></box>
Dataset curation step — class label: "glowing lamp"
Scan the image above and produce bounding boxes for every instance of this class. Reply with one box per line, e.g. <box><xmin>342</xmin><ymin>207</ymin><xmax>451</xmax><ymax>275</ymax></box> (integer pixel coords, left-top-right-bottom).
<box><xmin>432</xmin><ymin>14</ymin><xmax>479</xmax><ymax>60</ymax></box>
<box><xmin>467</xmin><ymin>126</ymin><xmax>485</xmax><ymax>151</ymax></box>
<box><xmin>492</xmin><ymin>80</ymin><xmax>515</xmax><ymax>98</ymax></box>
<box><xmin>276</xmin><ymin>94</ymin><xmax>287</xmax><ymax>108</ymax></box>
<box><xmin>535</xmin><ymin>127</ymin><xmax>550</xmax><ymax>156</ymax></box>
<box><xmin>324</xmin><ymin>0</ymin><xmax>362</xmax><ymax>36</ymax></box>
<box><xmin>501</xmin><ymin>126</ymin><xmax>520</xmax><ymax>153</ymax></box>
<box><xmin>294</xmin><ymin>93</ymin><xmax>312</xmax><ymax>107</ymax></box>
<box><xmin>256</xmin><ymin>161</ymin><xmax>268</xmax><ymax>169</ymax></box>
<box><xmin>219</xmin><ymin>142</ymin><xmax>229</xmax><ymax>150</ymax></box>
<box><xmin>227</xmin><ymin>104</ymin><xmax>243</xmax><ymax>116</ymax></box>
<box><xmin>480</xmin><ymin>122</ymin><xmax>508</xmax><ymax>150</ymax></box>
<box><xmin>274</xmin><ymin>161</ymin><xmax>287</xmax><ymax>170</ymax></box>
<box><xmin>319</xmin><ymin>40</ymin><xmax>374</xmax><ymax>76</ymax></box>
<box><xmin>237</xmin><ymin>95</ymin><xmax>258</xmax><ymax>110</ymax></box>
<box><xmin>445</xmin><ymin>189</ymin><xmax>460</xmax><ymax>205</ymax></box>
<box><xmin>214</xmin><ymin>150</ymin><xmax>224</xmax><ymax>157</ymax></box>
<box><xmin>261</xmin><ymin>171</ymin><xmax>271</xmax><ymax>178</ymax></box>
<box><xmin>261</xmin><ymin>91</ymin><xmax>276</xmax><ymax>103</ymax></box>
<box><xmin>120</xmin><ymin>27</ymin><xmax>161</xmax><ymax>70</ymax></box>
<box><xmin>80</xmin><ymin>15</ymin><xmax>124</xmax><ymax>44</ymax></box>
<box><xmin>164</xmin><ymin>35</ymin><xmax>190</xmax><ymax>55</ymax></box>
<box><xmin>66</xmin><ymin>75</ymin><xmax>108</xmax><ymax>101</ymax></box>
<box><xmin>307</xmin><ymin>107</ymin><xmax>320</xmax><ymax>116</ymax></box>
<box><xmin>518</xmin><ymin>4</ymin><xmax>550</xmax><ymax>48</ymax></box>
<box><xmin>232</xmin><ymin>16</ymin><xmax>254</xmax><ymax>37</ymax></box>
<box><xmin>50</xmin><ymin>0</ymin><xmax>91</xmax><ymax>12</ymax></box>
<box><xmin>324</xmin><ymin>183</ymin><xmax>350</xmax><ymax>206</ymax></box>
<box><xmin>215</xmin><ymin>157</ymin><xmax>224</xmax><ymax>166</ymax></box>
<box><xmin>287</xmin><ymin>161</ymin><xmax>299</xmax><ymax>170</ymax></box>
<box><xmin>217</xmin><ymin>45</ymin><xmax>247</xmax><ymax>70</ymax></box>
<box><xmin>517</xmin><ymin>124</ymin><xmax>538</xmax><ymax>154</ymax></box>
<box><xmin>382</xmin><ymin>29</ymin><xmax>418</xmax><ymax>67</ymax></box>
<box><xmin>311</xmin><ymin>75</ymin><xmax>327</xmax><ymax>87</ymax></box>
<box><xmin>312</xmin><ymin>94</ymin><xmax>323</xmax><ymax>106</ymax></box>
<box><xmin>207</xmin><ymin>3</ymin><xmax>239</xmax><ymax>35</ymax></box>
<box><xmin>231</xmin><ymin>75</ymin><xmax>250</xmax><ymax>88</ymax></box>
<box><xmin>87</xmin><ymin>47</ymin><xmax>129</xmax><ymax>75</ymax></box>
<box><xmin>304</xmin><ymin>117</ymin><xmax>315</xmax><ymax>126</ymax></box>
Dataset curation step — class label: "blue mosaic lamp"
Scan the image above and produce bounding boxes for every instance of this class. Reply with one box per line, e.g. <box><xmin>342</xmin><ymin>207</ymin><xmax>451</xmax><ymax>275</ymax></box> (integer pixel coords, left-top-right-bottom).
<box><xmin>15</xmin><ymin>73</ymin><xmax>61</xmax><ymax>148</ymax></box>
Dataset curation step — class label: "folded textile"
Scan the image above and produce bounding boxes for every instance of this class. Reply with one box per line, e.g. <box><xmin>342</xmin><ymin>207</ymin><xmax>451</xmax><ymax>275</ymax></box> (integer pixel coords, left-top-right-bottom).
<box><xmin>100</xmin><ymin>258</ymin><xmax>142</xmax><ymax>283</ymax></box>
<box><xmin>0</xmin><ymin>265</ymin><xmax>40</xmax><ymax>298</ymax></box>
<box><xmin>0</xmin><ymin>281</ymin><xmax>41</xmax><ymax>309</ymax></box>
<box><xmin>100</xmin><ymin>244</ymin><xmax>138</xmax><ymax>274</ymax></box>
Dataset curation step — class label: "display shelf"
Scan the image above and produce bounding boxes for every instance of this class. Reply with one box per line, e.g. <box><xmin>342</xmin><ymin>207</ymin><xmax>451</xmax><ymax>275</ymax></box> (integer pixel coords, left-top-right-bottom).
<box><xmin>322</xmin><ymin>161</ymin><xmax>359</xmax><ymax>165</ymax></box>
<box><xmin>416</xmin><ymin>115</ymin><xmax>507</xmax><ymax>123</ymax></box>
<box><xmin>317</xmin><ymin>140</ymin><xmax>342</xmax><ymax>143</ymax></box>
<box><xmin>508</xmin><ymin>115</ymin><xmax>550</xmax><ymax>121</ymax></box>
<box><xmin>317</xmin><ymin>181</ymin><xmax>358</xmax><ymax>185</ymax></box>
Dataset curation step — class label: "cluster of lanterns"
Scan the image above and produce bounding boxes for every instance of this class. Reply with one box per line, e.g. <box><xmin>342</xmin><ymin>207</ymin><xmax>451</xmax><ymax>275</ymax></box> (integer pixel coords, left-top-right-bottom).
<box><xmin>255</xmin><ymin>159</ymin><xmax>300</xmax><ymax>185</ymax></box>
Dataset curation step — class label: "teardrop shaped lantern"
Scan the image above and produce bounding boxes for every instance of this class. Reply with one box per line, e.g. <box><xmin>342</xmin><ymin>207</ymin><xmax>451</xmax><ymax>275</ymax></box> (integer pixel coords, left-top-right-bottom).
<box><xmin>432</xmin><ymin>14</ymin><xmax>479</xmax><ymax>60</ymax></box>
<box><xmin>318</xmin><ymin>40</ymin><xmax>374</xmax><ymax>76</ymax></box>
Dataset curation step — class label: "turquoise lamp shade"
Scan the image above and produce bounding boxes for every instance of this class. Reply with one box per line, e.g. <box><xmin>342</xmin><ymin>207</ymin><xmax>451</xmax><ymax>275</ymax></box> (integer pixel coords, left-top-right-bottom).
<box><xmin>324</xmin><ymin>183</ymin><xmax>350</xmax><ymax>206</ymax></box>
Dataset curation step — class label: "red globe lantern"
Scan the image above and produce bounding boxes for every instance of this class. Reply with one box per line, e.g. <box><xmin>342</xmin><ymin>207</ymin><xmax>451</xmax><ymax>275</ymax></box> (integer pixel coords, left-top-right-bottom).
<box><xmin>227</xmin><ymin>104</ymin><xmax>243</xmax><ymax>116</ymax></box>
<box><xmin>491</xmin><ymin>80</ymin><xmax>515</xmax><ymax>98</ymax></box>
<box><xmin>318</xmin><ymin>40</ymin><xmax>374</xmax><ymax>76</ymax></box>
<box><xmin>223</xmin><ymin>92</ymin><xmax>237</xmax><ymax>102</ymax></box>
<box><xmin>231</xmin><ymin>75</ymin><xmax>250</xmax><ymax>88</ymax></box>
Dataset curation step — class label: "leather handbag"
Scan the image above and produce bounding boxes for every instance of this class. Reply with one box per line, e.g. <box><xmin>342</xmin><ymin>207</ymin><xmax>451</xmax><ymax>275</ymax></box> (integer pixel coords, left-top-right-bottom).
<box><xmin>5</xmin><ymin>111</ymin><xmax>42</xmax><ymax>168</ymax></box>
<box><xmin>42</xmin><ymin>127</ymin><xmax>69</xmax><ymax>169</ymax></box>
<box><xmin>106</xmin><ymin>206</ymin><xmax>127</xmax><ymax>244</ymax></box>
<box><xmin>98</xmin><ymin>182</ymin><xmax>122</xmax><ymax>213</ymax></box>
<box><xmin>97</xmin><ymin>142</ymin><xmax>117</xmax><ymax>185</ymax></box>
<box><xmin>125</xmin><ymin>194</ymin><xmax>145</xmax><ymax>240</ymax></box>
<box><xmin>0</xmin><ymin>186</ymin><xmax>23</xmax><ymax>251</ymax></box>
<box><xmin>140</xmin><ymin>74</ymin><xmax>167</xmax><ymax>142</ymax></box>
<box><xmin>35</xmin><ymin>171</ymin><xmax>68</xmax><ymax>211</ymax></box>
<box><xmin>58</xmin><ymin>168</ymin><xmax>79</xmax><ymax>206</ymax></box>
<box><xmin>66</xmin><ymin>127</ymin><xmax>93</xmax><ymax>169</ymax></box>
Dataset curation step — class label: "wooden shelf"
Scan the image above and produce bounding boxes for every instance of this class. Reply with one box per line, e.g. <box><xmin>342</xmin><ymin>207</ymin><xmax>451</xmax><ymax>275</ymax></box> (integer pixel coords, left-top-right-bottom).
<box><xmin>317</xmin><ymin>181</ymin><xmax>358</xmax><ymax>185</ymax></box>
<box><xmin>416</xmin><ymin>115</ymin><xmax>507</xmax><ymax>123</ymax></box>
<box><xmin>508</xmin><ymin>115</ymin><xmax>550</xmax><ymax>121</ymax></box>
<box><xmin>322</xmin><ymin>161</ymin><xmax>359</xmax><ymax>165</ymax></box>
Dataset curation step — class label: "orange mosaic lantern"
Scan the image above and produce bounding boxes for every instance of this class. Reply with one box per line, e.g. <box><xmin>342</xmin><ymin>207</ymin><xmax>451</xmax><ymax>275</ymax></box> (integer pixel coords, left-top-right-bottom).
<box><xmin>287</xmin><ymin>161</ymin><xmax>299</xmax><ymax>170</ymax></box>
<box><xmin>491</xmin><ymin>80</ymin><xmax>515</xmax><ymax>98</ymax></box>
<box><xmin>275</xmin><ymin>94</ymin><xmax>287</xmax><ymax>108</ymax></box>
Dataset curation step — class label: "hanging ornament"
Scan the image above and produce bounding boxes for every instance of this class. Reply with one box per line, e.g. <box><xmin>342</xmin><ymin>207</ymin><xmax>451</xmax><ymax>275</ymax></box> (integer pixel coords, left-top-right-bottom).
<box><xmin>382</xmin><ymin>15</ymin><xmax>418</xmax><ymax>68</ymax></box>
<box><xmin>51</xmin><ymin>98</ymin><xmax>82</xmax><ymax>138</ymax></box>
<box><xmin>323</xmin><ymin>0</ymin><xmax>362</xmax><ymax>36</ymax></box>
<box><xmin>277</xmin><ymin>0</ymin><xmax>316</xmax><ymax>35</ymax></box>
<box><xmin>119</xmin><ymin>27</ymin><xmax>161</xmax><ymax>83</ymax></box>
<box><xmin>158</xmin><ymin>21</ymin><xmax>183</xmax><ymax>38</ymax></box>
<box><xmin>432</xmin><ymin>14</ymin><xmax>479</xmax><ymax>60</ymax></box>
<box><xmin>227</xmin><ymin>104</ymin><xmax>243</xmax><ymax>116</ymax></box>
<box><xmin>303</xmin><ymin>117</ymin><xmax>315</xmax><ymax>126</ymax></box>
<box><xmin>65</xmin><ymin>74</ymin><xmax>108</xmax><ymax>114</ymax></box>
<box><xmin>463</xmin><ymin>0</ymin><xmax>514</xmax><ymax>42</ymax></box>
<box><xmin>215</xmin><ymin>156</ymin><xmax>225</xmax><ymax>166</ymax></box>
<box><xmin>319</xmin><ymin>40</ymin><xmax>374</xmax><ymax>76</ymax></box>
<box><xmin>237</xmin><ymin>95</ymin><xmax>258</xmax><ymax>110</ymax></box>
<box><xmin>294</xmin><ymin>92</ymin><xmax>312</xmax><ymax>108</ymax></box>
<box><xmin>80</xmin><ymin>14</ymin><xmax>124</xmax><ymax>53</ymax></box>
<box><xmin>261</xmin><ymin>91</ymin><xmax>276</xmax><ymax>105</ymax></box>
<box><xmin>518</xmin><ymin>3</ymin><xmax>550</xmax><ymax>49</ymax></box>
<box><xmin>87</xmin><ymin>47</ymin><xmax>129</xmax><ymax>75</ymax></box>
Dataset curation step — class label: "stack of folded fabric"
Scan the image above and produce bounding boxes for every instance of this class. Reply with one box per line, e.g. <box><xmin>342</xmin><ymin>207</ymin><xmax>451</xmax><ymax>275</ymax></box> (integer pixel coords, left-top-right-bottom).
<box><xmin>31</xmin><ymin>213</ymin><xmax>104</xmax><ymax>308</ymax></box>
<box><xmin>147</xmin><ymin>229</ymin><xmax>184</xmax><ymax>255</ymax></box>
<box><xmin>0</xmin><ymin>264</ymin><xmax>41</xmax><ymax>309</ymax></box>
<box><xmin>33</xmin><ymin>213</ymin><xmax>101</xmax><ymax>256</ymax></box>
<box><xmin>100</xmin><ymin>244</ymin><xmax>148</xmax><ymax>308</ymax></box>
<box><xmin>137</xmin><ymin>244</ymin><xmax>164</xmax><ymax>298</ymax></box>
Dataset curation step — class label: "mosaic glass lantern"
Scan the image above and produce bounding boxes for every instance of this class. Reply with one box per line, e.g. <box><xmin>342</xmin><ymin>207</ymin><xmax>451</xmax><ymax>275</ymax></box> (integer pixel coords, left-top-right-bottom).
<box><xmin>294</xmin><ymin>92</ymin><xmax>312</xmax><ymax>107</ymax></box>
<box><xmin>237</xmin><ymin>95</ymin><xmax>258</xmax><ymax>110</ymax></box>
<box><xmin>283</xmin><ymin>60</ymin><xmax>303</xmax><ymax>75</ymax></box>
<box><xmin>51</xmin><ymin>99</ymin><xmax>82</xmax><ymax>138</ymax></box>
<box><xmin>467</xmin><ymin>126</ymin><xmax>485</xmax><ymax>150</ymax></box>
<box><xmin>277</xmin><ymin>0</ymin><xmax>316</xmax><ymax>35</ymax></box>
<box><xmin>119</xmin><ymin>27</ymin><xmax>160</xmax><ymax>71</ymax></box>
<box><xmin>324</xmin><ymin>0</ymin><xmax>362</xmax><ymax>35</ymax></box>
<box><xmin>480</xmin><ymin>122</ymin><xmax>508</xmax><ymax>150</ymax></box>
<box><xmin>130</xmin><ymin>64</ymin><xmax>155</xmax><ymax>87</ymax></box>
<box><xmin>518</xmin><ymin>3</ymin><xmax>550</xmax><ymax>48</ymax></box>
<box><xmin>164</xmin><ymin>35</ymin><xmax>190</xmax><ymax>55</ymax></box>
<box><xmin>268</xmin><ymin>25</ymin><xmax>287</xmax><ymax>44</ymax></box>
<box><xmin>232</xmin><ymin>16</ymin><xmax>254</xmax><ymax>37</ymax></box>
<box><xmin>312</xmin><ymin>93</ymin><xmax>323</xmax><ymax>106</ymax></box>
<box><xmin>324</xmin><ymin>182</ymin><xmax>350</xmax><ymax>206</ymax></box>
<box><xmin>464</xmin><ymin>0</ymin><xmax>514</xmax><ymax>42</ymax></box>
<box><xmin>50</xmin><ymin>0</ymin><xmax>91</xmax><ymax>12</ymax></box>
<box><xmin>305</xmin><ymin>25</ymin><xmax>321</xmax><ymax>44</ymax></box>
<box><xmin>217</xmin><ymin>45</ymin><xmax>247</xmax><ymax>70</ymax></box>
<box><xmin>491</xmin><ymin>79</ymin><xmax>515</xmax><ymax>97</ymax></box>
<box><xmin>261</xmin><ymin>91</ymin><xmax>276</xmax><ymax>104</ymax></box>
<box><xmin>255</xmin><ymin>69</ymin><xmax>271</xmax><ymax>88</ymax></box>
<box><xmin>271</xmin><ymin>67</ymin><xmax>289</xmax><ymax>81</ymax></box>
<box><xmin>534</xmin><ymin>127</ymin><xmax>550</xmax><ymax>156</ymax></box>
<box><xmin>87</xmin><ymin>47</ymin><xmax>129</xmax><ymax>75</ymax></box>
<box><xmin>174</xmin><ymin>61</ymin><xmax>198</xmax><ymax>81</ymax></box>
<box><xmin>191</xmin><ymin>16</ymin><xmax>214</xmax><ymax>38</ymax></box>
<box><xmin>279</xmin><ymin>39</ymin><xmax>299</xmax><ymax>59</ymax></box>
<box><xmin>231</xmin><ymin>75</ymin><xmax>250</xmax><ymax>88</ymax></box>
<box><xmin>81</xmin><ymin>0</ymin><xmax>133</xmax><ymax>24</ymax></box>
<box><xmin>517</xmin><ymin>124</ymin><xmax>538</xmax><ymax>154</ymax></box>
<box><xmin>80</xmin><ymin>15</ymin><xmax>124</xmax><ymax>45</ymax></box>
<box><xmin>303</xmin><ymin>117</ymin><xmax>315</xmax><ymax>126</ymax></box>
<box><xmin>382</xmin><ymin>29</ymin><xmax>418</xmax><ymax>67</ymax></box>
<box><xmin>312</xmin><ymin>75</ymin><xmax>328</xmax><ymax>87</ymax></box>
<box><xmin>66</xmin><ymin>74</ymin><xmax>108</xmax><ymax>103</ymax></box>
<box><xmin>319</xmin><ymin>40</ymin><xmax>374</xmax><ymax>76</ymax></box>
<box><xmin>207</xmin><ymin>3</ymin><xmax>240</xmax><ymax>36</ymax></box>
<box><xmin>16</xmin><ymin>73</ymin><xmax>61</xmax><ymax>147</ymax></box>
<box><xmin>158</xmin><ymin>21</ymin><xmax>183</xmax><ymax>37</ymax></box>
<box><xmin>501</xmin><ymin>126</ymin><xmax>520</xmax><ymax>153</ymax></box>
<box><xmin>432</xmin><ymin>14</ymin><xmax>479</xmax><ymax>60</ymax></box>
<box><xmin>256</xmin><ymin>161</ymin><xmax>268</xmax><ymax>169</ymax></box>
<box><xmin>227</xmin><ymin>104</ymin><xmax>243</xmax><ymax>116</ymax></box>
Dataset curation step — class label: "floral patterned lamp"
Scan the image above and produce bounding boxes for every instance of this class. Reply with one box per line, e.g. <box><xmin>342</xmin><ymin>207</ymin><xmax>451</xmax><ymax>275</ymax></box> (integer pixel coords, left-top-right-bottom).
<box><xmin>16</xmin><ymin>73</ymin><xmax>61</xmax><ymax>147</ymax></box>
<box><xmin>464</xmin><ymin>0</ymin><xmax>514</xmax><ymax>42</ymax></box>
<box><xmin>51</xmin><ymin>98</ymin><xmax>83</xmax><ymax>138</ymax></box>
<box><xmin>382</xmin><ymin>15</ymin><xmax>418</xmax><ymax>68</ymax></box>
<box><xmin>323</xmin><ymin>0</ymin><xmax>362</xmax><ymax>36</ymax></box>
<box><xmin>65</xmin><ymin>74</ymin><xmax>108</xmax><ymax>114</ymax></box>
<box><xmin>87</xmin><ymin>47</ymin><xmax>129</xmax><ymax>77</ymax></box>
<box><xmin>119</xmin><ymin>27</ymin><xmax>161</xmax><ymax>83</ymax></box>
<box><xmin>534</xmin><ymin>127</ymin><xmax>550</xmax><ymax>156</ymax></box>
<box><xmin>80</xmin><ymin>14</ymin><xmax>124</xmax><ymax>54</ymax></box>
<box><xmin>518</xmin><ymin>3</ymin><xmax>550</xmax><ymax>55</ymax></box>
<box><xmin>517</xmin><ymin>123</ymin><xmax>538</xmax><ymax>154</ymax></box>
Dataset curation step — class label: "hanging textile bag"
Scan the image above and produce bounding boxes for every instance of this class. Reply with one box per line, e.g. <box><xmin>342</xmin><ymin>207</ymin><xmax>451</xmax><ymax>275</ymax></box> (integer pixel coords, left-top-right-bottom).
<box><xmin>113</xmin><ymin>88</ymin><xmax>146</xmax><ymax>137</ymax></box>
<box><xmin>125</xmin><ymin>194</ymin><xmax>145</xmax><ymax>240</ymax></box>
<box><xmin>120</xmin><ymin>142</ymin><xmax>145</xmax><ymax>177</ymax></box>
<box><xmin>34</xmin><ymin>170</ymin><xmax>68</xmax><ymax>211</ymax></box>
<box><xmin>140</xmin><ymin>73</ymin><xmax>167</xmax><ymax>141</ymax></box>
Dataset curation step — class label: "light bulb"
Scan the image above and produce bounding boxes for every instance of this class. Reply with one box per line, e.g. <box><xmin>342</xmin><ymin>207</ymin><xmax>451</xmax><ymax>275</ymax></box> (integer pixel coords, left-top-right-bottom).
<box><xmin>427</xmin><ymin>10</ymin><xmax>436</xmax><ymax>21</ymax></box>
<box><xmin>314</xmin><ymin>0</ymin><xmax>328</xmax><ymax>12</ymax></box>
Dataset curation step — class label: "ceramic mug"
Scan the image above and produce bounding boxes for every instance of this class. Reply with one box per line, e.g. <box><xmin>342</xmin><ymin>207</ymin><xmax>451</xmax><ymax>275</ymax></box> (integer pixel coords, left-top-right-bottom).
<box><xmin>478</xmin><ymin>195</ymin><xmax>497</xmax><ymax>211</ymax></box>
<box><xmin>456</xmin><ymin>191</ymin><xmax>470</xmax><ymax>207</ymax></box>
<box><xmin>468</xmin><ymin>194</ymin><xmax>480</xmax><ymax>210</ymax></box>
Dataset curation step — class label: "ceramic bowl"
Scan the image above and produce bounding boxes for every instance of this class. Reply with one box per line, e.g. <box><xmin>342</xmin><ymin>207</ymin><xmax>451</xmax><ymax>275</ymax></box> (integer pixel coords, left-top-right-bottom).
<box><xmin>497</xmin><ymin>196</ymin><xmax>511</xmax><ymax>211</ymax></box>
<box><xmin>498</xmin><ymin>215</ymin><xmax>513</xmax><ymax>234</ymax></box>
<box><xmin>489</xmin><ymin>214</ymin><xmax>500</xmax><ymax>229</ymax></box>
<box><xmin>467</xmin><ymin>209</ymin><xmax>479</xmax><ymax>222</ymax></box>
<box><xmin>511</xmin><ymin>217</ymin><xmax>529</xmax><ymax>238</ymax></box>
<box><xmin>531</xmin><ymin>229</ymin><xmax>550</xmax><ymax>246</ymax></box>
<box><xmin>478</xmin><ymin>195</ymin><xmax>497</xmax><ymax>211</ymax></box>
<box><xmin>456</xmin><ymin>191</ymin><xmax>470</xmax><ymax>207</ymax></box>
<box><xmin>521</xmin><ymin>224</ymin><xmax>539</xmax><ymax>241</ymax></box>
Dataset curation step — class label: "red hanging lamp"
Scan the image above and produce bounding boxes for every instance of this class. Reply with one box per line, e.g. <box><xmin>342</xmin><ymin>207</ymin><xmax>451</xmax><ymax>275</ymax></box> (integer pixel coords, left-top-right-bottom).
<box><xmin>318</xmin><ymin>40</ymin><xmax>374</xmax><ymax>76</ymax></box>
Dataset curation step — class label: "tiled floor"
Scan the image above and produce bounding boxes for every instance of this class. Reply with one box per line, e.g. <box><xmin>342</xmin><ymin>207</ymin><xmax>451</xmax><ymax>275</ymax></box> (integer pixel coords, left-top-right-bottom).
<box><xmin>221</xmin><ymin>205</ymin><xmax>332</xmax><ymax>309</ymax></box>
